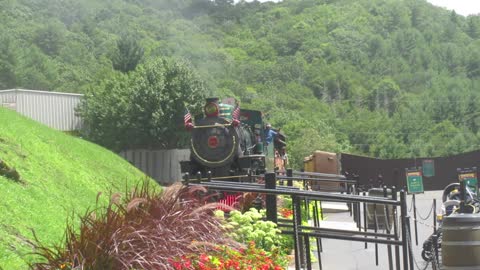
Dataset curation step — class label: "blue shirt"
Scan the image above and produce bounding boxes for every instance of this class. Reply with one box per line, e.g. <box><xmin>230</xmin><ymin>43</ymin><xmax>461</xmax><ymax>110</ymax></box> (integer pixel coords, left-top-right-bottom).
<box><xmin>265</xmin><ymin>129</ymin><xmax>277</xmax><ymax>144</ymax></box>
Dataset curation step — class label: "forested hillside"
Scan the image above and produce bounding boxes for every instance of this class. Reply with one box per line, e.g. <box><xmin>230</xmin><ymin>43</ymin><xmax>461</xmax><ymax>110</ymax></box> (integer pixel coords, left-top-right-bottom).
<box><xmin>2</xmin><ymin>0</ymin><xmax>480</xmax><ymax>167</ymax></box>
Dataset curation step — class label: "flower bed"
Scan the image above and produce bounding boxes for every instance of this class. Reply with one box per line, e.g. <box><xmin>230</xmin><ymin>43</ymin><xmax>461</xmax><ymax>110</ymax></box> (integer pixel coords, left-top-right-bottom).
<box><xmin>169</xmin><ymin>241</ymin><xmax>286</xmax><ymax>270</ymax></box>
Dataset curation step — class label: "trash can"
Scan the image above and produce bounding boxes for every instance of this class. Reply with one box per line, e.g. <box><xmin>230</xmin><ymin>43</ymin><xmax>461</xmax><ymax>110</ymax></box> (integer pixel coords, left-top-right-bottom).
<box><xmin>442</xmin><ymin>213</ymin><xmax>480</xmax><ymax>269</ymax></box>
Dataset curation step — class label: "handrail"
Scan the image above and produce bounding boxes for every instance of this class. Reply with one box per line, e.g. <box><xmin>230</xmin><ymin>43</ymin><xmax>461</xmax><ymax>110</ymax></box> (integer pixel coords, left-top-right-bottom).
<box><xmin>193</xmin><ymin>123</ymin><xmax>232</xmax><ymax>129</ymax></box>
<box><xmin>276</xmin><ymin>175</ymin><xmax>356</xmax><ymax>183</ymax></box>
<box><xmin>190</xmin><ymin>182</ymin><xmax>401</xmax><ymax>206</ymax></box>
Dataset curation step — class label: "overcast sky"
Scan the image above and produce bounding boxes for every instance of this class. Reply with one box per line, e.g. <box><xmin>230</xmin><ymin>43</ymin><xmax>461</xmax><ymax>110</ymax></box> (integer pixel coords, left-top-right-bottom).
<box><xmin>237</xmin><ymin>0</ymin><xmax>480</xmax><ymax>16</ymax></box>
<box><xmin>426</xmin><ymin>0</ymin><xmax>480</xmax><ymax>16</ymax></box>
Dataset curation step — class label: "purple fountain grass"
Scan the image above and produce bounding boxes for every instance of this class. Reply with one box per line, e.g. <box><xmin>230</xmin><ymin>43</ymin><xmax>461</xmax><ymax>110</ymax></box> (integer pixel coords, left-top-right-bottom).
<box><xmin>30</xmin><ymin>182</ymin><xmax>236</xmax><ymax>270</ymax></box>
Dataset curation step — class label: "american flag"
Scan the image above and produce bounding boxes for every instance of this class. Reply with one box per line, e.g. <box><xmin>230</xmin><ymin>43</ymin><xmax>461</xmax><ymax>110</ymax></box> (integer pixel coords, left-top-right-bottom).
<box><xmin>184</xmin><ymin>109</ymin><xmax>192</xmax><ymax>126</ymax></box>
<box><xmin>232</xmin><ymin>106</ymin><xmax>240</xmax><ymax>120</ymax></box>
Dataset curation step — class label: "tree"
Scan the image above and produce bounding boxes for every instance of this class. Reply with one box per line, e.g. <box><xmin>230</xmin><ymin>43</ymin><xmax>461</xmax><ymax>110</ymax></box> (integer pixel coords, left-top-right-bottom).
<box><xmin>466</xmin><ymin>16</ymin><xmax>480</xmax><ymax>39</ymax></box>
<box><xmin>79</xmin><ymin>58</ymin><xmax>206</xmax><ymax>151</ymax></box>
<box><xmin>112</xmin><ymin>35</ymin><xmax>144</xmax><ymax>73</ymax></box>
<box><xmin>368</xmin><ymin>78</ymin><xmax>402</xmax><ymax>115</ymax></box>
<box><xmin>34</xmin><ymin>21</ymin><xmax>66</xmax><ymax>56</ymax></box>
<box><xmin>0</xmin><ymin>35</ymin><xmax>17</xmax><ymax>89</ymax></box>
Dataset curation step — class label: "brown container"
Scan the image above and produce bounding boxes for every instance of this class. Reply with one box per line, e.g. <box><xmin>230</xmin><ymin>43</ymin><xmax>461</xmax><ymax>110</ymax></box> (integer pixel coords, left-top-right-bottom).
<box><xmin>303</xmin><ymin>155</ymin><xmax>314</xmax><ymax>172</ymax></box>
<box><xmin>310</xmin><ymin>151</ymin><xmax>341</xmax><ymax>191</ymax></box>
<box><xmin>442</xmin><ymin>213</ymin><xmax>480</xmax><ymax>269</ymax></box>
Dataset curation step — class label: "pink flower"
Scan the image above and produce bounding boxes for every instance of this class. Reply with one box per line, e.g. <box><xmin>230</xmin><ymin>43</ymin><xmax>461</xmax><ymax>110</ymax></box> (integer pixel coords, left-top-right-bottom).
<box><xmin>200</xmin><ymin>254</ymin><xmax>210</xmax><ymax>262</ymax></box>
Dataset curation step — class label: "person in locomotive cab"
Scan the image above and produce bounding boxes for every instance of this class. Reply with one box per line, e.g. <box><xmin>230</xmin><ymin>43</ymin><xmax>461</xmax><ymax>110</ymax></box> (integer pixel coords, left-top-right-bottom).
<box><xmin>265</xmin><ymin>123</ymin><xmax>277</xmax><ymax>145</ymax></box>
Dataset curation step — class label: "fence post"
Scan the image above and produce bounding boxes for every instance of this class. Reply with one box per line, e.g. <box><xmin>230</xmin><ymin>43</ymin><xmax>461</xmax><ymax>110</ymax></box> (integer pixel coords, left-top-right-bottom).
<box><xmin>412</xmin><ymin>193</ymin><xmax>418</xmax><ymax>246</ymax></box>
<box><xmin>287</xmin><ymin>168</ymin><xmax>293</xmax><ymax>187</ymax></box>
<box><xmin>373</xmin><ymin>202</ymin><xmax>379</xmax><ymax>266</ymax></box>
<box><xmin>400</xmin><ymin>190</ymin><xmax>409</xmax><ymax>270</ymax></box>
<box><xmin>292</xmin><ymin>195</ymin><xmax>303</xmax><ymax>270</ymax></box>
<box><xmin>407</xmin><ymin>216</ymin><xmax>414</xmax><ymax>270</ymax></box>
<box><xmin>433</xmin><ymin>199</ymin><xmax>437</xmax><ymax>234</ymax></box>
<box><xmin>363</xmin><ymin>191</ymin><xmax>368</xmax><ymax>249</ymax></box>
<box><xmin>183</xmin><ymin>173</ymin><xmax>190</xmax><ymax>186</ymax></box>
<box><xmin>265</xmin><ymin>172</ymin><xmax>278</xmax><ymax>224</ymax></box>
<box><xmin>392</xmin><ymin>186</ymin><xmax>401</xmax><ymax>270</ymax></box>
<box><xmin>460</xmin><ymin>180</ymin><xmax>467</xmax><ymax>213</ymax></box>
<box><xmin>384</xmin><ymin>186</ymin><xmax>393</xmax><ymax>270</ymax></box>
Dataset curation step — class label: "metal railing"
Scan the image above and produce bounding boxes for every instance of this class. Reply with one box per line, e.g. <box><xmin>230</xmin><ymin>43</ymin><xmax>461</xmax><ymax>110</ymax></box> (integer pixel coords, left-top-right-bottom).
<box><xmin>183</xmin><ymin>171</ymin><xmax>414</xmax><ymax>270</ymax></box>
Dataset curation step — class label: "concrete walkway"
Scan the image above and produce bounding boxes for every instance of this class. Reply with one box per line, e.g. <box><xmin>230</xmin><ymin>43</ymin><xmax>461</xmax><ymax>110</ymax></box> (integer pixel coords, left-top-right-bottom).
<box><xmin>288</xmin><ymin>191</ymin><xmax>442</xmax><ymax>270</ymax></box>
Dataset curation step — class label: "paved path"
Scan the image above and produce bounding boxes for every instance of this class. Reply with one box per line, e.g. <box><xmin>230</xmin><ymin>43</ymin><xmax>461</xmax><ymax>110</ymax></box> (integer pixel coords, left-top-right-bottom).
<box><xmin>289</xmin><ymin>191</ymin><xmax>442</xmax><ymax>270</ymax></box>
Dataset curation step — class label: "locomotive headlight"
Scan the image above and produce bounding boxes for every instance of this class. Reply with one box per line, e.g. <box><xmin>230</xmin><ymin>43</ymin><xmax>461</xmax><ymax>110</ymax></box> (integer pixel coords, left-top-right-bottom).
<box><xmin>204</xmin><ymin>102</ymin><xmax>219</xmax><ymax>117</ymax></box>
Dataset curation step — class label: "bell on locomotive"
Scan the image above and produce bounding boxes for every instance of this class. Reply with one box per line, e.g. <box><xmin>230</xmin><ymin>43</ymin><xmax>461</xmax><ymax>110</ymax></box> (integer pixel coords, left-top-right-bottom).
<box><xmin>180</xmin><ymin>97</ymin><xmax>268</xmax><ymax>179</ymax></box>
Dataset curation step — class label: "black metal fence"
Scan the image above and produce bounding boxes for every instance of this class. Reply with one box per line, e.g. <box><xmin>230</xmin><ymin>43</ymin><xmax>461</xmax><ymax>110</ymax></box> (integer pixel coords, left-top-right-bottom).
<box><xmin>184</xmin><ymin>170</ymin><xmax>417</xmax><ymax>270</ymax></box>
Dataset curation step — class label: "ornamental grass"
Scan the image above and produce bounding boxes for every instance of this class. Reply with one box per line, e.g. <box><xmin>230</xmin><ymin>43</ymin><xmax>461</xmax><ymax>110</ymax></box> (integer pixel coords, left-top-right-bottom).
<box><xmin>29</xmin><ymin>182</ymin><xmax>238</xmax><ymax>270</ymax></box>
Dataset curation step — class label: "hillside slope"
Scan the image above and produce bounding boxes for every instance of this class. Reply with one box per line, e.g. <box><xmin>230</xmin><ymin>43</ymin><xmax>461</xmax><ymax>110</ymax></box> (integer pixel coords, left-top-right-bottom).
<box><xmin>0</xmin><ymin>108</ymin><xmax>153</xmax><ymax>269</ymax></box>
<box><xmin>3</xmin><ymin>0</ymin><xmax>480</xmax><ymax>165</ymax></box>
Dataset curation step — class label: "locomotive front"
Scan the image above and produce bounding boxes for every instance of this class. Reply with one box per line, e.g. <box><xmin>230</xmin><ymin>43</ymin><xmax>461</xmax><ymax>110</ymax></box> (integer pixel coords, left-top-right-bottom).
<box><xmin>181</xmin><ymin>98</ymin><xmax>266</xmax><ymax>178</ymax></box>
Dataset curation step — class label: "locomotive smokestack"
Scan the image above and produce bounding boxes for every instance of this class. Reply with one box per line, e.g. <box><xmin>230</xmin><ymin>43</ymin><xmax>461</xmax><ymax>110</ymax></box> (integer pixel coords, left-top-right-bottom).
<box><xmin>204</xmin><ymin>97</ymin><xmax>220</xmax><ymax>117</ymax></box>
<box><xmin>206</xmin><ymin>97</ymin><xmax>219</xmax><ymax>104</ymax></box>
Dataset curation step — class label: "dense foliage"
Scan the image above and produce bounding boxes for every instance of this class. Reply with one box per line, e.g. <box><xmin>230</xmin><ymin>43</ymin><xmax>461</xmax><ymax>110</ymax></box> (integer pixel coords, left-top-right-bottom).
<box><xmin>79</xmin><ymin>58</ymin><xmax>206</xmax><ymax>150</ymax></box>
<box><xmin>3</xmin><ymin>0</ymin><xmax>480</xmax><ymax>166</ymax></box>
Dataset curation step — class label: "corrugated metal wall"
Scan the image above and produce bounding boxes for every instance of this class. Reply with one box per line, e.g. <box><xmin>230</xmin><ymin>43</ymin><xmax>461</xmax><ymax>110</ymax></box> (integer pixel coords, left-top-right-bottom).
<box><xmin>0</xmin><ymin>89</ymin><xmax>83</xmax><ymax>131</ymax></box>
<box><xmin>0</xmin><ymin>89</ymin><xmax>18</xmax><ymax>110</ymax></box>
<box><xmin>120</xmin><ymin>149</ymin><xmax>190</xmax><ymax>185</ymax></box>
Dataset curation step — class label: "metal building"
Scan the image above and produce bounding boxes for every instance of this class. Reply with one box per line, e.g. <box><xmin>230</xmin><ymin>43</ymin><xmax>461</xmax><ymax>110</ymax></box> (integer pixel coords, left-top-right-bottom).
<box><xmin>120</xmin><ymin>149</ymin><xmax>190</xmax><ymax>185</ymax></box>
<box><xmin>0</xmin><ymin>89</ymin><xmax>83</xmax><ymax>131</ymax></box>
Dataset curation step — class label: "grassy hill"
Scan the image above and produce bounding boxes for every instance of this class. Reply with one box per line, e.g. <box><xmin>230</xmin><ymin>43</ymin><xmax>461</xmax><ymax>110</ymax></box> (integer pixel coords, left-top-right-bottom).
<box><xmin>0</xmin><ymin>108</ymin><xmax>154</xmax><ymax>269</ymax></box>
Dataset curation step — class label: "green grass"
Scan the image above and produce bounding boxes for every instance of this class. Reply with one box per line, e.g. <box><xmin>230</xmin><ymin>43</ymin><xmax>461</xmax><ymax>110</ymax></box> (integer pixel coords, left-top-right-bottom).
<box><xmin>0</xmin><ymin>107</ymin><xmax>156</xmax><ymax>269</ymax></box>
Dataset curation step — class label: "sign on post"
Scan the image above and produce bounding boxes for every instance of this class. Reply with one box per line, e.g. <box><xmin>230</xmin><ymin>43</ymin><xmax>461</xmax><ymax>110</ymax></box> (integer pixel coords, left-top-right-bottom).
<box><xmin>458</xmin><ymin>168</ymin><xmax>478</xmax><ymax>197</ymax></box>
<box><xmin>406</xmin><ymin>169</ymin><xmax>424</xmax><ymax>194</ymax></box>
<box><xmin>422</xmin><ymin>160</ymin><xmax>435</xmax><ymax>177</ymax></box>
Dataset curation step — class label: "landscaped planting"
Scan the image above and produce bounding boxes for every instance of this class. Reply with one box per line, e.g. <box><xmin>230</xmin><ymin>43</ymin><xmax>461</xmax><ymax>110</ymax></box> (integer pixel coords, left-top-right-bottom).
<box><xmin>220</xmin><ymin>208</ymin><xmax>291</xmax><ymax>256</ymax></box>
<box><xmin>30</xmin><ymin>183</ymin><xmax>289</xmax><ymax>270</ymax></box>
<box><xmin>168</xmin><ymin>241</ymin><xmax>287</xmax><ymax>270</ymax></box>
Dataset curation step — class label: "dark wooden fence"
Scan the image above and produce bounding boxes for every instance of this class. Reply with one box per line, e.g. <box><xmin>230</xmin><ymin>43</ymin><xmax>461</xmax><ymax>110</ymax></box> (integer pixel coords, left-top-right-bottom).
<box><xmin>340</xmin><ymin>150</ymin><xmax>480</xmax><ymax>191</ymax></box>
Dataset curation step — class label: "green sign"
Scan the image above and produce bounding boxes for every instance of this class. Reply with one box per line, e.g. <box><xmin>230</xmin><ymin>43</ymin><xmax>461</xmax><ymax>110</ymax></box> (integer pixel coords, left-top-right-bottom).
<box><xmin>459</xmin><ymin>172</ymin><xmax>478</xmax><ymax>196</ymax></box>
<box><xmin>406</xmin><ymin>170</ymin><xmax>424</xmax><ymax>194</ymax></box>
<box><xmin>422</xmin><ymin>160</ymin><xmax>435</xmax><ymax>177</ymax></box>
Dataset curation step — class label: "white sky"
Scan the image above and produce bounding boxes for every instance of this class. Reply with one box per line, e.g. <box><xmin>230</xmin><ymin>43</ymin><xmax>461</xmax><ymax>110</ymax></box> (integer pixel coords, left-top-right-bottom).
<box><xmin>426</xmin><ymin>0</ymin><xmax>480</xmax><ymax>16</ymax></box>
<box><xmin>237</xmin><ymin>0</ymin><xmax>480</xmax><ymax>16</ymax></box>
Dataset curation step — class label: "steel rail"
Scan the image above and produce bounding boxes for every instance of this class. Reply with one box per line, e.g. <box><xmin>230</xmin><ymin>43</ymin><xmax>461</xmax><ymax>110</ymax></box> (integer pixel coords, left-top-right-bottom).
<box><xmin>190</xmin><ymin>182</ymin><xmax>401</xmax><ymax>205</ymax></box>
<box><xmin>281</xmin><ymin>230</ymin><xmax>403</xmax><ymax>246</ymax></box>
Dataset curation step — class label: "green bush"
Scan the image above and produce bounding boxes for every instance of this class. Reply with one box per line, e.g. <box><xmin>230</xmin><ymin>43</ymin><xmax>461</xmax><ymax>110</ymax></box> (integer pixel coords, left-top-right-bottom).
<box><xmin>219</xmin><ymin>208</ymin><xmax>293</xmax><ymax>256</ymax></box>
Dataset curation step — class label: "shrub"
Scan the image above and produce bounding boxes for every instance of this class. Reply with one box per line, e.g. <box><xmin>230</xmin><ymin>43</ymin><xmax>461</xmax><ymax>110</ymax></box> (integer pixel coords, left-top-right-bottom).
<box><xmin>220</xmin><ymin>208</ymin><xmax>293</xmax><ymax>257</ymax></box>
<box><xmin>30</xmin><ymin>183</ymin><xmax>236</xmax><ymax>270</ymax></box>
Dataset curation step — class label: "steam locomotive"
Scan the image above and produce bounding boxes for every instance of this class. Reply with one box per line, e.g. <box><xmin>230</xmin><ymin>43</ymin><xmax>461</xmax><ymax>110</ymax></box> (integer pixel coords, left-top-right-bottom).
<box><xmin>180</xmin><ymin>97</ymin><xmax>286</xmax><ymax>178</ymax></box>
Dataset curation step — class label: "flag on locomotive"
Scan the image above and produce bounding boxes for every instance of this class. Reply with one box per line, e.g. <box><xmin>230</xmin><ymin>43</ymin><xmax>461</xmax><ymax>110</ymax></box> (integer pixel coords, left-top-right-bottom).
<box><xmin>180</xmin><ymin>97</ymin><xmax>287</xmax><ymax>178</ymax></box>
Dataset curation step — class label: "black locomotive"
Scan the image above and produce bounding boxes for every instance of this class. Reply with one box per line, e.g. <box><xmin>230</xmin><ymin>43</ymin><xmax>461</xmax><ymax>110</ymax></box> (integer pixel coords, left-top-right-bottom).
<box><xmin>181</xmin><ymin>98</ymin><xmax>274</xmax><ymax>178</ymax></box>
